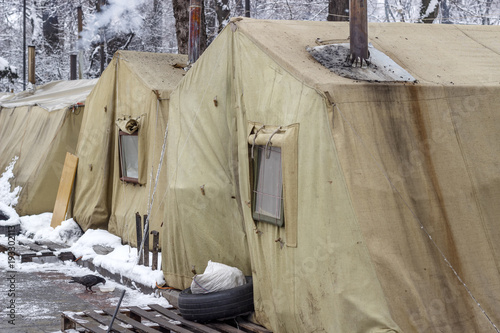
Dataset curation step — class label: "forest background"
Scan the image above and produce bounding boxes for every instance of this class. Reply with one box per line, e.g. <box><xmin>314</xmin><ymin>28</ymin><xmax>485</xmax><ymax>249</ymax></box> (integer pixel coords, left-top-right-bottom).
<box><xmin>0</xmin><ymin>0</ymin><xmax>499</xmax><ymax>92</ymax></box>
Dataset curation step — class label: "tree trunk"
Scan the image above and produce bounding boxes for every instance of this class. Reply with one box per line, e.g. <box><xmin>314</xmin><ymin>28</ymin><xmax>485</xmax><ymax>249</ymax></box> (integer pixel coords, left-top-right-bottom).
<box><xmin>420</xmin><ymin>0</ymin><xmax>439</xmax><ymax>23</ymax></box>
<box><xmin>172</xmin><ymin>0</ymin><xmax>207</xmax><ymax>55</ymax></box>
<box><xmin>215</xmin><ymin>0</ymin><xmax>230</xmax><ymax>33</ymax></box>
<box><xmin>440</xmin><ymin>0</ymin><xmax>451</xmax><ymax>24</ymax></box>
<box><xmin>327</xmin><ymin>0</ymin><xmax>349</xmax><ymax>21</ymax></box>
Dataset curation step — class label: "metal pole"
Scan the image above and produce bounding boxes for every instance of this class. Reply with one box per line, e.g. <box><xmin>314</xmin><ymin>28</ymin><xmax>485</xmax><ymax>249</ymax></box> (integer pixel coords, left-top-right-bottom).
<box><xmin>143</xmin><ymin>215</ymin><xmax>149</xmax><ymax>267</ymax></box>
<box><xmin>23</xmin><ymin>0</ymin><xmax>26</xmax><ymax>90</ymax></box>
<box><xmin>349</xmin><ymin>0</ymin><xmax>369</xmax><ymax>67</ymax></box>
<box><xmin>100</xmin><ymin>45</ymin><xmax>105</xmax><ymax>75</ymax></box>
<box><xmin>135</xmin><ymin>212</ymin><xmax>143</xmax><ymax>265</ymax></box>
<box><xmin>245</xmin><ymin>0</ymin><xmax>250</xmax><ymax>17</ymax></box>
<box><xmin>28</xmin><ymin>46</ymin><xmax>35</xmax><ymax>85</ymax></box>
<box><xmin>151</xmin><ymin>230</ymin><xmax>159</xmax><ymax>271</ymax></box>
<box><xmin>70</xmin><ymin>54</ymin><xmax>77</xmax><ymax>80</ymax></box>
<box><xmin>107</xmin><ymin>289</ymin><xmax>126</xmax><ymax>333</ymax></box>
<box><xmin>77</xmin><ymin>6</ymin><xmax>83</xmax><ymax>79</ymax></box>
<box><xmin>188</xmin><ymin>0</ymin><xmax>202</xmax><ymax>64</ymax></box>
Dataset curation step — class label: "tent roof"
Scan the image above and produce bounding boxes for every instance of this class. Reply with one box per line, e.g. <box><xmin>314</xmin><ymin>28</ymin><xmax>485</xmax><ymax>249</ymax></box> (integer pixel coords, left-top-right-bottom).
<box><xmin>0</xmin><ymin>79</ymin><xmax>97</xmax><ymax>112</ymax></box>
<box><xmin>0</xmin><ymin>92</ymin><xmax>13</xmax><ymax>103</ymax></box>
<box><xmin>113</xmin><ymin>51</ymin><xmax>187</xmax><ymax>95</ymax></box>
<box><xmin>232</xmin><ymin>18</ymin><xmax>500</xmax><ymax>87</ymax></box>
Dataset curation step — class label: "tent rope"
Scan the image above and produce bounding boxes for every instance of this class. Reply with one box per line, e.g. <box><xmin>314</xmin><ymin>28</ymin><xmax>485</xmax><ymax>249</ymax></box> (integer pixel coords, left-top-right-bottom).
<box><xmin>333</xmin><ymin>103</ymin><xmax>500</xmax><ymax>333</ymax></box>
<box><xmin>251</xmin><ymin>125</ymin><xmax>265</xmax><ymax>159</ymax></box>
<box><xmin>265</xmin><ymin>126</ymin><xmax>281</xmax><ymax>159</ymax></box>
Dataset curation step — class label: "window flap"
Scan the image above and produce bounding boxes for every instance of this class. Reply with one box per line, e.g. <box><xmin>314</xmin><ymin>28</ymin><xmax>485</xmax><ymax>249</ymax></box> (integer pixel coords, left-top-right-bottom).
<box><xmin>116</xmin><ymin>115</ymin><xmax>143</xmax><ymax>134</ymax></box>
<box><xmin>248</xmin><ymin>121</ymin><xmax>299</xmax><ymax>248</ymax></box>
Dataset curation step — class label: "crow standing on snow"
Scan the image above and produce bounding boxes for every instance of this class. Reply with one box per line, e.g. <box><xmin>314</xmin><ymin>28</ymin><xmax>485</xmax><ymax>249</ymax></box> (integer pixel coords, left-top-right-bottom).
<box><xmin>69</xmin><ymin>274</ymin><xmax>106</xmax><ymax>293</ymax></box>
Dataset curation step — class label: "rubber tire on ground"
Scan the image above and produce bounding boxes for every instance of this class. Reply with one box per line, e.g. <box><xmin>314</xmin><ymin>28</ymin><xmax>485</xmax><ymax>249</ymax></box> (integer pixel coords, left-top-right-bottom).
<box><xmin>178</xmin><ymin>276</ymin><xmax>254</xmax><ymax>322</ymax></box>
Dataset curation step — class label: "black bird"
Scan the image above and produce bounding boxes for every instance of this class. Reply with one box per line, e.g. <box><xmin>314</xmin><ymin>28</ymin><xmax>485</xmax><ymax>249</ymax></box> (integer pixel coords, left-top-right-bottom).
<box><xmin>69</xmin><ymin>274</ymin><xmax>106</xmax><ymax>293</ymax></box>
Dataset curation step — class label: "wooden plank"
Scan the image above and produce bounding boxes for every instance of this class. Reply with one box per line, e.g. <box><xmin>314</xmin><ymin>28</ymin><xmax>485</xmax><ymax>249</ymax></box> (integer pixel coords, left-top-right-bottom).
<box><xmin>103</xmin><ymin>308</ymin><xmax>159</xmax><ymax>333</ymax></box>
<box><xmin>148</xmin><ymin>304</ymin><xmax>221</xmax><ymax>333</ymax></box>
<box><xmin>19</xmin><ymin>241</ymin><xmax>52</xmax><ymax>253</ymax></box>
<box><xmin>206</xmin><ymin>322</ymin><xmax>247</xmax><ymax>333</ymax></box>
<box><xmin>85</xmin><ymin>310</ymin><xmax>135</xmax><ymax>333</ymax></box>
<box><xmin>235</xmin><ymin>318</ymin><xmax>273</xmax><ymax>333</ymax></box>
<box><xmin>51</xmin><ymin>153</ymin><xmax>78</xmax><ymax>228</ymax></box>
<box><xmin>61</xmin><ymin>311</ymin><xmax>108</xmax><ymax>333</ymax></box>
<box><xmin>129</xmin><ymin>306</ymin><xmax>193</xmax><ymax>333</ymax></box>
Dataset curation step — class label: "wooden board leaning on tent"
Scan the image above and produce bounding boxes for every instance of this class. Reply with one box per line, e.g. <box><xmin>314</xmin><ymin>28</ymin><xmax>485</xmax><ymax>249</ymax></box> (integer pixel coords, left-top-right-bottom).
<box><xmin>50</xmin><ymin>152</ymin><xmax>78</xmax><ymax>228</ymax></box>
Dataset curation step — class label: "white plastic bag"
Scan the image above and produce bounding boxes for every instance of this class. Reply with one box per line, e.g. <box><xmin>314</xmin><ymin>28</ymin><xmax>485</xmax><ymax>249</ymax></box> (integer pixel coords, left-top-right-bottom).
<box><xmin>190</xmin><ymin>260</ymin><xmax>246</xmax><ymax>294</ymax></box>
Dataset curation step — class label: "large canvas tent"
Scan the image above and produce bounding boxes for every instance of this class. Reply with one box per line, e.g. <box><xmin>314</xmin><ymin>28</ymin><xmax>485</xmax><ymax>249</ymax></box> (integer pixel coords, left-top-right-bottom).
<box><xmin>0</xmin><ymin>79</ymin><xmax>96</xmax><ymax>215</ymax></box>
<box><xmin>162</xmin><ymin>19</ymin><xmax>500</xmax><ymax>332</ymax></box>
<box><xmin>72</xmin><ymin>51</ymin><xmax>188</xmax><ymax>248</ymax></box>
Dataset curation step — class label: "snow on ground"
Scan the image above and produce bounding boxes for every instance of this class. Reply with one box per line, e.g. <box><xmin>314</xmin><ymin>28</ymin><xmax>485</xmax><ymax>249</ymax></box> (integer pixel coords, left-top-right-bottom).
<box><xmin>2</xmin><ymin>213</ymin><xmax>166</xmax><ymax>290</ymax></box>
<box><xmin>0</xmin><ymin>154</ymin><xmax>167</xmax><ymax>301</ymax></box>
<box><xmin>0</xmin><ymin>250</ymin><xmax>170</xmax><ymax>309</ymax></box>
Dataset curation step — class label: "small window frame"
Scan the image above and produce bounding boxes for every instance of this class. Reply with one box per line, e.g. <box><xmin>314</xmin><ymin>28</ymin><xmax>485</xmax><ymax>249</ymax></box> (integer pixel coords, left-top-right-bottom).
<box><xmin>251</xmin><ymin>145</ymin><xmax>285</xmax><ymax>227</ymax></box>
<box><xmin>118</xmin><ymin>130</ymin><xmax>139</xmax><ymax>184</ymax></box>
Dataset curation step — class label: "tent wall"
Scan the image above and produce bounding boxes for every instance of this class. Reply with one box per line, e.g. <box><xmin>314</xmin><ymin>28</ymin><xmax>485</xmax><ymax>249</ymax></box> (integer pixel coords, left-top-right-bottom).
<box><xmin>72</xmin><ymin>51</ymin><xmax>188</xmax><ymax>250</ymax></box>
<box><xmin>163</xmin><ymin>24</ymin><xmax>398</xmax><ymax>332</ymax></box>
<box><xmin>163</xmin><ymin>19</ymin><xmax>500</xmax><ymax>333</ymax></box>
<box><xmin>108</xmin><ymin>59</ymin><xmax>169</xmax><ymax>247</ymax></box>
<box><xmin>0</xmin><ymin>104</ymin><xmax>85</xmax><ymax>215</ymax></box>
<box><xmin>163</xmin><ymin>30</ymin><xmax>252</xmax><ymax>288</ymax></box>
<box><xmin>72</xmin><ymin>63</ymin><xmax>117</xmax><ymax>231</ymax></box>
<box><xmin>232</xmin><ymin>28</ymin><xmax>399</xmax><ymax>333</ymax></box>
<box><xmin>330</xmin><ymin>83</ymin><xmax>500</xmax><ymax>332</ymax></box>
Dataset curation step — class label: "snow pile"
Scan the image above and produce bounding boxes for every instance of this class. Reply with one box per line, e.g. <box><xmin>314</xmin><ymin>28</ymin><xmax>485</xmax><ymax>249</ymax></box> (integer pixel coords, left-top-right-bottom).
<box><xmin>20</xmin><ymin>214</ymin><xmax>82</xmax><ymax>245</ymax></box>
<box><xmin>0</xmin><ymin>202</ymin><xmax>19</xmax><ymax>226</ymax></box>
<box><xmin>0</xmin><ymin>56</ymin><xmax>8</xmax><ymax>69</ymax></box>
<box><xmin>69</xmin><ymin>228</ymin><xmax>165</xmax><ymax>289</ymax></box>
<box><xmin>0</xmin><ymin>156</ymin><xmax>21</xmax><ymax>227</ymax></box>
<box><xmin>0</xmin><ymin>156</ymin><xmax>21</xmax><ymax>207</ymax></box>
<box><xmin>69</xmin><ymin>229</ymin><xmax>122</xmax><ymax>260</ymax></box>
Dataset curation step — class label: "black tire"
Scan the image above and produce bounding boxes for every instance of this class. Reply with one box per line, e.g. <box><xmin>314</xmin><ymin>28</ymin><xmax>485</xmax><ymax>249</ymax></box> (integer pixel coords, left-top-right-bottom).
<box><xmin>178</xmin><ymin>276</ymin><xmax>254</xmax><ymax>322</ymax></box>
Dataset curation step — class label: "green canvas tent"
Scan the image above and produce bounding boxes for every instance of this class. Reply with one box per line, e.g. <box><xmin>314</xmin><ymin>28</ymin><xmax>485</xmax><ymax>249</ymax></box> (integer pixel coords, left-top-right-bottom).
<box><xmin>72</xmin><ymin>51</ymin><xmax>188</xmax><ymax>248</ymax></box>
<box><xmin>162</xmin><ymin>18</ymin><xmax>500</xmax><ymax>332</ymax></box>
<box><xmin>0</xmin><ymin>79</ymin><xmax>96</xmax><ymax>215</ymax></box>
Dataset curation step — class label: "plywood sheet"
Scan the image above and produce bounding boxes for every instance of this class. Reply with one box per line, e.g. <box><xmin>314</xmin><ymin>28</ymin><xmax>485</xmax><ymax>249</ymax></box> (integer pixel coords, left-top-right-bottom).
<box><xmin>50</xmin><ymin>153</ymin><xmax>78</xmax><ymax>228</ymax></box>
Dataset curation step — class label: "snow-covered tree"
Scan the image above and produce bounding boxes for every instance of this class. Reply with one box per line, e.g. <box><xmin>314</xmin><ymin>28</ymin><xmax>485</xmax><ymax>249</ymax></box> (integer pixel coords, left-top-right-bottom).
<box><xmin>0</xmin><ymin>0</ymin><xmax>499</xmax><ymax>92</ymax></box>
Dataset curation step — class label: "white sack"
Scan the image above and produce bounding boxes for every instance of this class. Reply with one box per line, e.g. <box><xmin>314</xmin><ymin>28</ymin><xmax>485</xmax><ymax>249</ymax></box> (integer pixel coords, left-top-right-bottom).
<box><xmin>191</xmin><ymin>260</ymin><xmax>246</xmax><ymax>294</ymax></box>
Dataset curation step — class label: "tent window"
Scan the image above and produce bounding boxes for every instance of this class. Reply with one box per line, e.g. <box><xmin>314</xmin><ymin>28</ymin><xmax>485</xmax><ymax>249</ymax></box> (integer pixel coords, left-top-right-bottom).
<box><xmin>252</xmin><ymin>145</ymin><xmax>284</xmax><ymax>227</ymax></box>
<box><xmin>119</xmin><ymin>130</ymin><xmax>139</xmax><ymax>183</ymax></box>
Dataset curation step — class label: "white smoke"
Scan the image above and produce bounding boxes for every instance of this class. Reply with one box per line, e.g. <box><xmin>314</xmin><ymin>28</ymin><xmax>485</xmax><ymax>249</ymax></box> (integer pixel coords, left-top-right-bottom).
<box><xmin>79</xmin><ymin>0</ymin><xmax>145</xmax><ymax>49</ymax></box>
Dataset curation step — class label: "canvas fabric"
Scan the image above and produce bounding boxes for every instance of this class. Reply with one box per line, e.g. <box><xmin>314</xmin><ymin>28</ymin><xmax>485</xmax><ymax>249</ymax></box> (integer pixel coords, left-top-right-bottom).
<box><xmin>162</xmin><ymin>18</ymin><xmax>500</xmax><ymax>333</ymax></box>
<box><xmin>0</xmin><ymin>79</ymin><xmax>95</xmax><ymax>215</ymax></box>
<box><xmin>72</xmin><ymin>51</ymin><xmax>188</xmax><ymax>250</ymax></box>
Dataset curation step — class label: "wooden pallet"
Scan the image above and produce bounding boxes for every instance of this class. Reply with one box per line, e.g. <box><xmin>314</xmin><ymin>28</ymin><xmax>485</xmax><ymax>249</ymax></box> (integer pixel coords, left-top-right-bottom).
<box><xmin>61</xmin><ymin>304</ymin><xmax>272</xmax><ymax>333</ymax></box>
<box><xmin>0</xmin><ymin>238</ymin><xmax>75</xmax><ymax>263</ymax></box>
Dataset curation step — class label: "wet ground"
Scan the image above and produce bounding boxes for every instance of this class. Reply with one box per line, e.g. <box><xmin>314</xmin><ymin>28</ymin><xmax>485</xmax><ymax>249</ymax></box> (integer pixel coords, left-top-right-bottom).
<box><xmin>0</xmin><ymin>269</ymin><xmax>125</xmax><ymax>333</ymax></box>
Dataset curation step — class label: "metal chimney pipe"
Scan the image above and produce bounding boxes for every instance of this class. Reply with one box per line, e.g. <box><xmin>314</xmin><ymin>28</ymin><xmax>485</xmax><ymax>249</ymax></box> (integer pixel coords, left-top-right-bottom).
<box><xmin>28</xmin><ymin>45</ymin><xmax>35</xmax><ymax>85</ymax></box>
<box><xmin>77</xmin><ymin>6</ymin><xmax>83</xmax><ymax>79</ymax></box>
<box><xmin>188</xmin><ymin>0</ymin><xmax>202</xmax><ymax>64</ymax></box>
<box><xmin>245</xmin><ymin>0</ymin><xmax>251</xmax><ymax>17</ymax></box>
<box><xmin>23</xmin><ymin>0</ymin><xmax>26</xmax><ymax>90</ymax></box>
<box><xmin>100</xmin><ymin>45</ymin><xmax>105</xmax><ymax>75</ymax></box>
<box><xmin>70</xmin><ymin>54</ymin><xmax>77</xmax><ymax>80</ymax></box>
<box><xmin>349</xmin><ymin>0</ymin><xmax>369</xmax><ymax>67</ymax></box>
<box><xmin>77</xmin><ymin>6</ymin><xmax>83</xmax><ymax>38</ymax></box>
